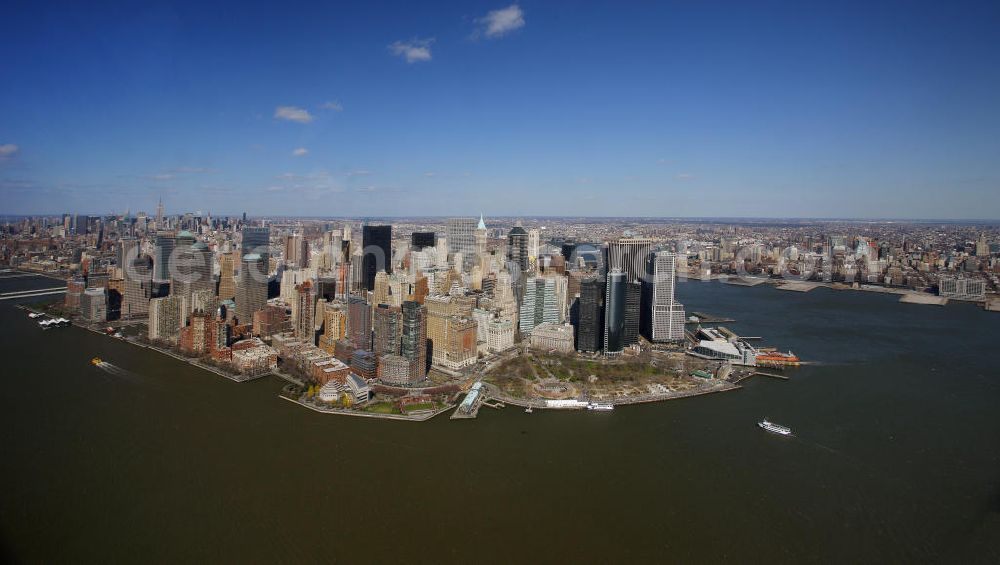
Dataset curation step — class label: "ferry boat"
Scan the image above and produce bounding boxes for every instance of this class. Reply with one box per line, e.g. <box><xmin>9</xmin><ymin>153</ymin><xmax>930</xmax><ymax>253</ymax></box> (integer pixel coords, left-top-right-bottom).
<box><xmin>91</xmin><ymin>357</ymin><xmax>103</xmax><ymax>366</ymax></box>
<box><xmin>758</xmin><ymin>419</ymin><xmax>792</xmax><ymax>436</ymax></box>
<box><xmin>755</xmin><ymin>351</ymin><xmax>800</xmax><ymax>367</ymax></box>
<box><xmin>587</xmin><ymin>402</ymin><xmax>614</xmax><ymax>411</ymax></box>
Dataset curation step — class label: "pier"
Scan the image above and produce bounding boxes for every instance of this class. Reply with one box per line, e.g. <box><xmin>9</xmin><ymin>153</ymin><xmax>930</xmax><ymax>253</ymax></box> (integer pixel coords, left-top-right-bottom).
<box><xmin>690</xmin><ymin>311</ymin><xmax>736</xmax><ymax>323</ymax></box>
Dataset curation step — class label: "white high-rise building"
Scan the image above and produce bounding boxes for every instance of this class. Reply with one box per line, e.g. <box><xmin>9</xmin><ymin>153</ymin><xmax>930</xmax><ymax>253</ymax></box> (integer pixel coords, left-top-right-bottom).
<box><xmin>608</xmin><ymin>237</ymin><xmax>654</xmax><ymax>284</ymax></box>
<box><xmin>528</xmin><ymin>228</ymin><xmax>540</xmax><ymax>264</ymax></box>
<box><xmin>518</xmin><ymin>275</ymin><xmax>565</xmax><ymax>336</ymax></box>
<box><xmin>645</xmin><ymin>251</ymin><xmax>686</xmax><ymax>342</ymax></box>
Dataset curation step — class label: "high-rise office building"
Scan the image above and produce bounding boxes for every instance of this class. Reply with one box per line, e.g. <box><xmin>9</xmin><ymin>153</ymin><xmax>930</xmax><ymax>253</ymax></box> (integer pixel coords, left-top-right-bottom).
<box><xmin>117</xmin><ymin>236</ymin><xmax>138</xmax><ymax>269</ymax></box>
<box><xmin>576</xmin><ymin>276</ymin><xmax>605</xmax><ymax>352</ymax></box>
<box><xmin>400</xmin><ymin>300</ymin><xmax>428</xmax><ymax>382</ymax></box>
<box><xmin>123</xmin><ymin>255</ymin><xmax>153</xmax><ymax>318</ymax></box>
<box><xmin>172</xmin><ymin>240</ymin><xmax>213</xmax><ymax>322</ymax></box>
<box><xmin>447</xmin><ymin>217</ymin><xmax>477</xmax><ymax>270</ymax></box>
<box><xmin>624</xmin><ymin>282</ymin><xmax>640</xmax><ymax>347</ymax></box>
<box><xmin>285</xmin><ymin>233</ymin><xmax>309</xmax><ymax>267</ymax></box>
<box><xmin>218</xmin><ymin>252</ymin><xmax>236</xmax><ymax>301</ymax></box>
<box><xmin>517</xmin><ymin>275</ymin><xmax>566</xmax><ymax>336</ymax></box>
<box><xmin>153</xmin><ymin>231</ymin><xmax>175</xmax><ymax>282</ymax></box>
<box><xmin>411</xmin><ymin>231</ymin><xmax>436</xmax><ymax>250</ymax></box>
<box><xmin>507</xmin><ymin>226</ymin><xmax>529</xmax><ymax>273</ymax></box>
<box><xmin>604</xmin><ymin>270</ymin><xmax>626</xmax><ymax>355</ymax></box>
<box><xmin>241</xmin><ymin>226</ymin><xmax>271</xmax><ymax>272</ymax></box>
<box><xmin>643</xmin><ymin>251</ymin><xmax>686</xmax><ymax>342</ymax></box>
<box><xmin>361</xmin><ymin>225</ymin><xmax>392</xmax><ymax>291</ymax></box>
<box><xmin>236</xmin><ymin>253</ymin><xmax>268</xmax><ymax>325</ymax></box>
<box><xmin>607</xmin><ymin>238</ymin><xmax>653</xmax><ymax>284</ymax></box>
<box><xmin>348</xmin><ymin>296</ymin><xmax>372</xmax><ymax>350</ymax></box>
<box><xmin>528</xmin><ymin>228</ymin><xmax>540</xmax><ymax>264</ymax></box>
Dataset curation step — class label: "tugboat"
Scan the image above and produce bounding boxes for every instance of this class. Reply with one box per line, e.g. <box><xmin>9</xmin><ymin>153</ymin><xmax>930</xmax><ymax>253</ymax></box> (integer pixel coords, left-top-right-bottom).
<box><xmin>758</xmin><ymin>419</ymin><xmax>792</xmax><ymax>436</ymax></box>
<box><xmin>90</xmin><ymin>357</ymin><xmax>103</xmax><ymax>366</ymax></box>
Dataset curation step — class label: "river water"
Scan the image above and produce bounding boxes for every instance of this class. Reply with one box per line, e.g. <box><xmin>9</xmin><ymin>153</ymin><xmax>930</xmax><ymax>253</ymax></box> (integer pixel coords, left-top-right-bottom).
<box><xmin>1</xmin><ymin>275</ymin><xmax>998</xmax><ymax>563</ymax></box>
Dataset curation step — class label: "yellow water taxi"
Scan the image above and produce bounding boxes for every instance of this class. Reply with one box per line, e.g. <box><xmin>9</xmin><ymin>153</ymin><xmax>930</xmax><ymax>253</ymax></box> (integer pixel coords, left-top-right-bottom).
<box><xmin>91</xmin><ymin>357</ymin><xmax>102</xmax><ymax>366</ymax></box>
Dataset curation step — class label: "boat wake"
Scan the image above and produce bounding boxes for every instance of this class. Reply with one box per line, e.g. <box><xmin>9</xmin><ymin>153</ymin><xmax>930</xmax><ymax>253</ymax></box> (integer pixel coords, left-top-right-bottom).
<box><xmin>94</xmin><ymin>361</ymin><xmax>145</xmax><ymax>383</ymax></box>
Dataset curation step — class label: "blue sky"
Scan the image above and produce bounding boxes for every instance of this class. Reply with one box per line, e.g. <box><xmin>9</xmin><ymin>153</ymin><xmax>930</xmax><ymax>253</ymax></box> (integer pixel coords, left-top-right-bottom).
<box><xmin>2</xmin><ymin>0</ymin><xmax>999</xmax><ymax>218</ymax></box>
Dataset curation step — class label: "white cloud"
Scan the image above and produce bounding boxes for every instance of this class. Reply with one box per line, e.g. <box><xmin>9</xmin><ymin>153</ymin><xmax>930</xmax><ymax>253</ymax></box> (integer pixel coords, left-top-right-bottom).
<box><xmin>389</xmin><ymin>39</ymin><xmax>434</xmax><ymax>63</ymax></box>
<box><xmin>292</xmin><ymin>147</ymin><xmax>309</xmax><ymax>157</ymax></box>
<box><xmin>169</xmin><ymin>166</ymin><xmax>212</xmax><ymax>174</ymax></box>
<box><xmin>477</xmin><ymin>4</ymin><xmax>525</xmax><ymax>38</ymax></box>
<box><xmin>321</xmin><ymin>101</ymin><xmax>343</xmax><ymax>111</ymax></box>
<box><xmin>0</xmin><ymin>144</ymin><xmax>19</xmax><ymax>159</ymax></box>
<box><xmin>274</xmin><ymin>105</ymin><xmax>315</xmax><ymax>123</ymax></box>
<box><xmin>676</xmin><ymin>173</ymin><xmax>696</xmax><ymax>180</ymax></box>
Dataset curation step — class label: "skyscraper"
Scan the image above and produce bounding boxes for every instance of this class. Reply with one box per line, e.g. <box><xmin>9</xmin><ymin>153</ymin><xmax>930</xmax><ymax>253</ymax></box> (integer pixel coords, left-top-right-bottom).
<box><xmin>517</xmin><ymin>275</ymin><xmax>565</xmax><ymax>336</ymax></box>
<box><xmin>361</xmin><ymin>225</ymin><xmax>392</xmax><ymax>291</ymax></box>
<box><xmin>348</xmin><ymin>296</ymin><xmax>372</xmax><ymax>350</ymax></box>
<box><xmin>218</xmin><ymin>252</ymin><xmax>236</xmax><ymax>301</ymax></box>
<box><xmin>507</xmin><ymin>226</ymin><xmax>529</xmax><ymax>273</ymax></box>
<box><xmin>400</xmin><ymin>300</ymin><xmax>428</xmax><ymax>382</ymax></box>
<box><xmin>528</xmin><ymin>228</ymin><xmax>540</xmax><ymax>264</ymax></box>
<box><xmin>576</xmin><ymin>276</ymin><xmax>605</xmax><ymax>352</ymax></box>
<box><xmin>123</xmin><ymin>254</ymin><xmax>152</xmax><ymax>318</ymax></box>
<box><xmin>643</xmin><ymin>251</ymin><xmax>686</xmax><ymax>342</ymax></box>
<box><xmin>285</xmin><ymin>233</ymin><xmax>309</xmax><ymax>267</ymax></box>
<box><xmin>153</xmin><ymin>231</ymin><xmax>175</xmax><ymax>282</ymax></box>
<box><xmin>172</xmin><ymin>239</ymin><xmax>213</xmax><ymax>323</ymax></box>
<box><xmin>604</xmin><ymin>270</ymin><xmax>626</xmax><ymax>355</ymax></box>
<box><xmin>293</xmin><ymin>281</ymin><xmax>315</xmax><ymax>342</ymax></box>
<box><xmin>624</xmin><ymin>282</ymin><xmax>640</xmax><ymax>347</ymax></box>
<box><xmin>241</xmin><ymin>226</ymin><xmax>271</xmax><ymax>272</ymax></box>
<box><xmin>447</xmin><ymin>217</ymin><xmax>477</xmax><ymax>270</ymax></box>
<box><xmin>373</xmin><ymin>304</ymin><xmax>402</xmax><ymax>358</ymax></box>
<box><xmin>411</xmin><ymin>231</ymin><xmax>436</xmax><ymax>250</ymax></box>
<box><xmin>236</xmin><ymin>254</ymin><xmax>267</xmax><ymax>325</ymax></box>
<box><xmin>607</xmin><ymin>238</ymin><xmax>653</xmax><ymax>284</ymax></box>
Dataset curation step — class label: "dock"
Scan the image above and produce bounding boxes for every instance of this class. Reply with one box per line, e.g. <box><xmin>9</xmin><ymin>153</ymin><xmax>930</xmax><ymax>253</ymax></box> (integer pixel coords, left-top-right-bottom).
<box><xmin>690</xmin><ymin>311</ymin><xmax>736</xmax><ymax>323</ymax></box>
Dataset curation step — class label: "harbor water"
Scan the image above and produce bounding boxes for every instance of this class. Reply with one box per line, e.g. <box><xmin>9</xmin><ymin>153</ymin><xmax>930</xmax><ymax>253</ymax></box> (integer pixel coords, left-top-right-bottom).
<box><xmin>1</xmin><ymin>275</ymin><xmax>998</xmax><ymax>563</ymax></box>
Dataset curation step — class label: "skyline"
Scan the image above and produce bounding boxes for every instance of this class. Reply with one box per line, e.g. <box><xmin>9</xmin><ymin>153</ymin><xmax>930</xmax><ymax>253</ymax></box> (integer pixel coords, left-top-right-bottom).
<box><xmin>2</xmin><ymin>1</ymin><xmax>1000</xmax><ymax>218</ymax></box>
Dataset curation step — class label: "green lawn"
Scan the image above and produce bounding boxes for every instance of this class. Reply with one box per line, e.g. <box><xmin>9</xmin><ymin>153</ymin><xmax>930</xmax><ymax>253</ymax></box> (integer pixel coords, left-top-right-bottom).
<box><xmin>364</xmin><ymin>402</ymin><xmax>400</xmax><ymax>414</ymax></box>
<box><xmin>402</xmin><ymin>402</ymin><xmax>437</xmax><ymax>412</ymax></box>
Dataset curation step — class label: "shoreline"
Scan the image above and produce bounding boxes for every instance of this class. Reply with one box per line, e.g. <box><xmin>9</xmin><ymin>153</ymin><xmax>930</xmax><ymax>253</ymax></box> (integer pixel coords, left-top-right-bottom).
<box><xmin>14</xmin><ymin>294</ymin><xmax>767</xmax><ymax>422</ymax></box>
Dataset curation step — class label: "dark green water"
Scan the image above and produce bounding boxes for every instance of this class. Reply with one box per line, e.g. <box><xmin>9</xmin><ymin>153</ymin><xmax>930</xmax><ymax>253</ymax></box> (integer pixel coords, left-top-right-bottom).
<box><xmin>2</xmin><ymin>277</ymin><xmax>999</xmax><ymax>563</ymax></box>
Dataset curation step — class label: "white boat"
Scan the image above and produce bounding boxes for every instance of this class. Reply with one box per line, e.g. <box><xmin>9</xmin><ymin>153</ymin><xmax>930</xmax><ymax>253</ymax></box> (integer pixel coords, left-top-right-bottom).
<box><xmin>758</xmin><ymin>419</ymin><xmax>792</xmax><ymax>436</ymax></box>
<box><xmin>587</xmin><ymin>402</ymin><xmax>614</xmax><ymax>411</ymax></box>
<box><xmin>524</xmin><ymin>407</ymin><xmax>533</xmax><ymax>414</ymax></box>
<box><xmin>28</xmin><ymin>312</ymin><xmax>41</xmax><ymax>319</ymax></box>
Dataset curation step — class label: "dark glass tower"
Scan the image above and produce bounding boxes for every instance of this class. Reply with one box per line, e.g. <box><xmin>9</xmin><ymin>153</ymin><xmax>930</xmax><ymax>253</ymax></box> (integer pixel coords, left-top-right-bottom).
<box><xmin>576</xmin><ymin>276</ymin><xmax>605</xmax><ymax>352</ymax></box>
<box><xmin>411</xmin><ymin>231</ymin><xmax>436</xmax><ymax>250</ymax></box>
<box><xmin>361</xmin><ymin>225</ymin><xmax>392</xmax><ymax>291</ymax></box>
<box><xmin>507</xmin><ymin>226</ymin><xmax>529</xmax><ymax>273</ymax></box>
<box><xmin>153</xmin><ymin>232</ymin><xmax>175</xmax><ymax>282</ymax></box>
<box><xmin>603</xmin><ymin>271</ymin><xmax>625</xmax><ymax>355</ymax></box>
<box><xmin>241</xmin><ymin>226</ymin><xmax>270</xmax><ymax>275</ymax></box>
<box><xmin>624</xmin><ymin>282</ymin><xmax>641</xmax><ymax>346</ymax></box>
